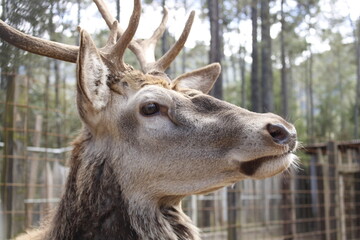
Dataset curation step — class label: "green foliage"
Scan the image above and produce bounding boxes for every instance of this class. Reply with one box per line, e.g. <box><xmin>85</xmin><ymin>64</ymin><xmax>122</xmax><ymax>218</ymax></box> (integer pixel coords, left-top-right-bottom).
<box><xmin>224</xmin><ymin>82</ymin><xmax>242</xmax><ymax>106</ymax></box>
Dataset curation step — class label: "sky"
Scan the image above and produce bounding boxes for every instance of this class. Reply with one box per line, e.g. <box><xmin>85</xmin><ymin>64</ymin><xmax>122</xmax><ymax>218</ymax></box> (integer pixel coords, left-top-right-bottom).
<box><xmin>1</xmin><ymin>0</ymin><xmax>360</xmax><ymax>58</ymax></box>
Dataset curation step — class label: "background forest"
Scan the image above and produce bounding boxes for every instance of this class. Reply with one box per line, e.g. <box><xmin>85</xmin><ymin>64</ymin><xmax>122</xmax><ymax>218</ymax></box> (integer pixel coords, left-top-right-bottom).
<box><xmin>0</xmin><ymin>0</ymin><xmax>360</xmax><ymax>147</ymax></box>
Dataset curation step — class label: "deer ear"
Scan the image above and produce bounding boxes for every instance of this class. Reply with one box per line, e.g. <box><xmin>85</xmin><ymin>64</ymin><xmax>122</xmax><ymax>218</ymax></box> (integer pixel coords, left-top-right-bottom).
<box><xmin>172</xmin><ymin>63</ymin><xmax>221</xmax><ymax>94</ymax></box>
<box><xmin>77</xmin><ymin>28</ymin><xmax>110</xmax><ymax>111</ymax></box>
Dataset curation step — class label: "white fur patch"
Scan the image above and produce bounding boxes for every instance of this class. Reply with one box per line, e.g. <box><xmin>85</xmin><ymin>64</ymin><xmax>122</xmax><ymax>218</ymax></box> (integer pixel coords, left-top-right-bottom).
<box><xmin>82</xmin><ymin>49</ymin><xmax>110</xmax><ymax>110</ymax></box>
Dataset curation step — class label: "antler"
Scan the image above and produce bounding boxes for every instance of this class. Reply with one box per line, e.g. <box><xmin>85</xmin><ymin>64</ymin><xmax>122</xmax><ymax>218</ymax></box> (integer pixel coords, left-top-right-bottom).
<box><xmin>108</xmin><ymin>0</ymin><xmax>141</xmax><ymax>71</ymax></box>
<box><xmin>0</xmin><ymin>0</ymin><xmax>193</xmax><ymax>73</ymax></box>
<box><xmin>94</xmin><ymin>0</ymin><xmax>195</xmax><ymax>73</ymax></box>
<box><xmin>152</xmin><ymin>11</ymin><xmax>194</xmax><ymax>73</ymax></box>
<box><xmin>132</xmin><ymin>7</ymin><xmax>169</xmax><ymax>72</ymax></box>
<box><xmin>0</xmin><ymin>0</ymin><xmax>141</xmax><ymax>70</ymax></box>
<box><xmin>0</xmin><ymin>19</ymin><xmax>78</xmax><ymax>63</ymax></box>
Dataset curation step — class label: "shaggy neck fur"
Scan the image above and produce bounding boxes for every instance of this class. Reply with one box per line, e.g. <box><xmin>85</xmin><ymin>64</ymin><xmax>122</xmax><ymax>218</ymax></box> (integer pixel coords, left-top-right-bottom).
<box><xmin>44</xmin><ymin>133</ymin><xmax>200</xmax><ymax>240</ymax></box>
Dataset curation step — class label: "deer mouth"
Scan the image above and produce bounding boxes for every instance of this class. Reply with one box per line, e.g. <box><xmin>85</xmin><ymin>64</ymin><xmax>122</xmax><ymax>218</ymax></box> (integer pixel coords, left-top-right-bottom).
<box><xmin>239</xmin><ymin>153</ymin><xmax>293</xmax><ymax>177</ymax></box>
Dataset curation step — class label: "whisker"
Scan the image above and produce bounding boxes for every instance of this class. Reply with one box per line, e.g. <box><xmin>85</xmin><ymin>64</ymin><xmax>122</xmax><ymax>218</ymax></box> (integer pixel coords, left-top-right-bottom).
<box><xmin>290</xmin><ymin>155</ymin><xmax>302</xmax><ymax>172</ymax></box>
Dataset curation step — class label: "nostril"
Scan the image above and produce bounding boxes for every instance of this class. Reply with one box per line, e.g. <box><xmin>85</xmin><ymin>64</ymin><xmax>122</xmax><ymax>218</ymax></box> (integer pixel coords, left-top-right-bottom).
<box><xmin>266</xmin><ymin>123</ymin><xmax>291</xmax><ymax>145</ymax></box>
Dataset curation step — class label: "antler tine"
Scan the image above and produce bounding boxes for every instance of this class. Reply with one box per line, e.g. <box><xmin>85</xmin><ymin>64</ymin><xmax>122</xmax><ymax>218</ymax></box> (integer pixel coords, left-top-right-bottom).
<box><xmin>93</xmin><ymin>0</ymin><xmax>194</xmax><ymax>73</ymax></box>
<box><xmin>93</xmin><ymin>0</ymin><xmax>145</xmax><ymax>70</ymax></box>
<box><xmin>133</xmin><ymin>7</ymin><xmax>169</xmax><ymax>72</ymax></box>
<box><xmin>110</xmin><ymin>0</ymin><xmax>141</xmax><ymax>71</ymax></box>
<box><xmin>0</xmin><ymin>20</ymin><xmax>78</xmax><ymax>63</ymax></box>
<box><xmin>148</xmin><ymin>7</ymin><xmax>169</xmax><ymax>44</ymax></box>
<box><xmin>104</xmin><ymin>21</ymin><xmax>119</xmax><ymax>48</ymax></box>
<box><xmin>153</xmin><ymin>11</ymin><xmax>195</xmax><ymax>72</ymax></box>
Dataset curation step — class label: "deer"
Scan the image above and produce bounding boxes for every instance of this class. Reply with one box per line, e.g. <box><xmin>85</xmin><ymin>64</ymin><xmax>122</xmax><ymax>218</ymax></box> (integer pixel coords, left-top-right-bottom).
<box><xmin>0</xmin><ymin>0</ymin><xmax>298</xmax><ymax>239</ymax></box>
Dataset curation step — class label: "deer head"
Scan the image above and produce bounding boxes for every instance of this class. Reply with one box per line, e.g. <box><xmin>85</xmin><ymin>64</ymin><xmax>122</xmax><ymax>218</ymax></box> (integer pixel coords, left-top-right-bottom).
<box><xmin>1</xmin><ymin>0</ymin><xmax>298</xmax><ymax>239</ymax></box>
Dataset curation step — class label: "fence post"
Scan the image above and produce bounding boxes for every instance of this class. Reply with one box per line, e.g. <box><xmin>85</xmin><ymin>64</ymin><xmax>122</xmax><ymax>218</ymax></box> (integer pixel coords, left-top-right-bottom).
<box><xmin>326</xmin><ymin>141</ymin><xmax>338</xmax><ymax>240</ymax></box>
<box><xmin>281</xmin><ymin>170</ymin><xmax>294</xmax><ymax>240</ymax></box>
<box><xmin>1</xmin><ymin>72</ymin><xmax>16</xmax><ymax>240</ymax></box>
<box><xmin>227</xmin><ymin>187</ymin><xmax>237</xmax><ymax>240</ymax></box>
<box><xmin>321</xmin><ymin>144</ymin><xmax>331</xmax><ymax>240</ymax></box>
<box><xmin>25</xmin><ymin>114</ymin><xmax>43</xmax><ymax>227</ymax></box>
<box><xmin>338</xmin><ymin>174</ymin><xmax>346</xmax><ymax>240</ymax></box>
<box><xmin>355</xmin><ymin>172</ymin><xmax>360</xmax><ymax>240</ymax></box>
<box><xmin>315</xmin><ymin>148</ymin><xmax>327</xmax><ymax>240</ymax></box>
<box><xmin>191</xmin><ymin>195</ymin><xmax>198</xmax><ymax>227</ymax></box>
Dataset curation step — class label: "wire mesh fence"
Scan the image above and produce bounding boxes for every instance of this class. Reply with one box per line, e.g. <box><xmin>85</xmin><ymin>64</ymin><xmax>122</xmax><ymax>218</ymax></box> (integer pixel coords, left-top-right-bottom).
<box><xmin>0</xmin><ymin>70</ymin><xmax>77</xmax><ymax>239</ymax></box>
<box><xmin>181</xmin><ymin>140</ymin><xmax>360</xmax><ymax>240</ymax></box>
<box><xmin>0</xmin><ymin>72</ymin><xmax>360</xmax><ymax>239</ymax></box>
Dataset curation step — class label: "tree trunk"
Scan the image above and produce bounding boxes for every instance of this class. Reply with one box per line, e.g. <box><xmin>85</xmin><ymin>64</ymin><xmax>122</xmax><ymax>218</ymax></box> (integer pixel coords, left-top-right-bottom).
<box><xmin>1</xmin><ymin>4</ymin><xmax>15</xmax><ymax>238</ymax></box>
<box><xmin>208</xmin><ymin>0</ymin><xmax>223</xmax><ymax>99</ymax></box>
<box><xmin>347</xmin><ymin>15</ymin><xmax>360</xmax><ymax>138</ymax></box>
<box><xmin>355</xmin><ymin>17</ymin><xmax>360</xmax><ymax>139</ymax></box>
<box><xmin>309</xmin><ymin>51</ymin><xmax>314</xmax><ymax>142</ymax></box>
<box><xmin>161</xmin><ymin>0</ymin><xmax>171</xmax><ymax>75</ymax></box>
<box><xmin>227</xmin><ymin>186</ymin><xmax>237</xmax><ymax>240</ymax></box>
<box><xmin>280</xmin><ymin>0</ymin><xmax>288</xmax><ymax>118</ymax></box>
<box><xmin>161</xmin><ymin>0</ymin><xmax>167</xmax><ymax>56</ymax></box>
<box><xmin>181</xmin><ymin>0</ymin><xmax>188</xmax><ymax>75</ymax></box>
<box><xmin>1</xmin><ymin>0</ymin><xmax>6</xmax><ymax>20</ymax></box>
<box><xmin>335</xmin><ymin>44</ymin><xmax>345</xmax><ymax>138</ymax></box>
<box><xmin>306</xmin><ymin>45</ymin><xmax>315</xmax><ymax>143</ymax></box>
<box><xmin>54</xmin><ymin>60</ymin><xmax>61</xmax><ymax>148</ymax></box>
<box><xmin>223</xmin><ymin>57</ymin><xmax>229</xmax><ymax>86</ymax></box>
<box><xmin>230</xmin><ymin>54</ymin><xmax>237</xmax><ymax>85</ymax></box>
<box><xmin>43</xmin><ymin>62</ymin><xmax>51</xmax><ymax>213</ymax></box>
<box><xmin>25</xmin><ymin>115</ymin><xmax>43</xmax><ymax>227</ymax></box>
<box><xmin>282</xmin><ymin>170</ymin><xmax>294</xmax><ymax>240</ymax></box>
<box><xmin>1</xmin><ymin>69</ymin><xmax>28</xmax><ymax>238</ymax></box>
<box><xmin>280</xmin><ymin>3</ymin><xmax>294</xmax><ymax>234</ymax></box>
<box><xmin>48</xmin><ymin>0</ymin><xmax>61</xmax><ymax>149</ymax></box>
<box><xmin>161</xmin><ymin>28</ymin><xmax>169</xmax><ymax>59</ymax></box>
<box><xmin>260</xmin><ymin>0</ymin><xmax>273</xmax><ymax>112</ymax></box>
<box><xmin>44</xmin><ymin>0</ymin><xmax>53</xmax><ymax>207</ymax></box>
<box><xmin>76</xmin><ymin>0</ymin><xmax>81</xmax><ymax>44</ymax></box>
<box><xmin>1</xmin><ymin>72</ymin><xmax>16</xmax><ymax>239</ymax></box>
<box><xmin>251</xmin><ymin>0</ymin><xmax>260</xmax><ymax>112</ymax></box>
<box><xmin>239</xmin><ymin>46</ymin><xmax>246</xmax><ymax>108</ymax></box>
<box><xmin>116</xmin><ymin>0</ymin><xmax>120</xmax><ymax>22</ymax></box>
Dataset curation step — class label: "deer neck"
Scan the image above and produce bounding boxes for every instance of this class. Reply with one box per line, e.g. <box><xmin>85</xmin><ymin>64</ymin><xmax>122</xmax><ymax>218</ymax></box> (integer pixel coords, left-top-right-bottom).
<box><xmin>46</xmin><ymin>134</ymin><xmax>200</xmax><ymax>240</ymax></box>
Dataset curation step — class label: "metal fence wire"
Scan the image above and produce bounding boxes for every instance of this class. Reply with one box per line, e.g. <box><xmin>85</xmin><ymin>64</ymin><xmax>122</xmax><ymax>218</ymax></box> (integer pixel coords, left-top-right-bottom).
<box><xmin>0</xmin><ymin>72</ymin><xmax>360</xmax><ymax>239</ymax></box>
<box><xmin>182</xmin><ymin>141</ymin><xmax>360</xmax><ymax>240</ymax></box>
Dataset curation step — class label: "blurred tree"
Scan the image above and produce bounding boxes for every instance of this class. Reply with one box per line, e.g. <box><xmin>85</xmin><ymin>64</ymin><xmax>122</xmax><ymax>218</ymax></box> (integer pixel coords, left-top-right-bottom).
<box><xmin>280</xmin><ymin>0</ymin><xmax>288</xmax><ymax>118</ymax></box>
<box><xmin>357</xmin><ymin>18</ymin><xmax>360</xmax><ymax>139</ymax></box>
<box><xmin>251</xmin><ymin>0</ymin><xmax>260</xmax><ymax>112</ymax></box>
<box><xmin>260</xmin><ymin>0</ymin><xmax>273</xmax><ymax>112</ymax></box>
<box><xmin>75</xmin><ymin>0</ymin><xmax>92</xmax><ymax>43</ymax></box>
<box><xmin>271</xmin><ymin>0</ymin><xmax>307</xmax><ymax>121</ymax></box>
<box><xmin>299</xmin><ymin>0</ymin><xmax>320</xmax><ymax>143</ymax></box>
<box><xmin>181</xmin><ymin>0</ymin><xmax>188</xmax><ymax>74</ymax></box>
<box><xmin>161</xmin><ymin>0</ymin><xmax>169</xmax><ymax>58</ymax></box>
<box><xmin>208</xmin><ymin>0</ymin><xmax>223</xmax><ymax>99</ymax></box>
<box><xmin>116</xmin><ymin>0</ymin><xmax>120</xmax><ymax>21</ymax></box>
<box><xmin>225</xmin><ymin>0</ymin><xmax>249</xmax><ymax>108</ymax></box>
<box><xmin>352</xmin><ymin>17</ymin><xmax>360</xmax><ymax>139</ymax></box>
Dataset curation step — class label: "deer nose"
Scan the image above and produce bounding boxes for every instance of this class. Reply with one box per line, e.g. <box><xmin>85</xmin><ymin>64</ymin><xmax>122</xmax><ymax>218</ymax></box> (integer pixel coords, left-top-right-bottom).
<box><xmin>266</xmin><ymin>123</ymin><xmax>293</xmax><ymax>145</ymax></box>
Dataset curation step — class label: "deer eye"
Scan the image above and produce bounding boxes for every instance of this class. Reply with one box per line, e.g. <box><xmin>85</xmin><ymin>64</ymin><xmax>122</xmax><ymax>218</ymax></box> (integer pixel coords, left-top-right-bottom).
<box><xmin>140</xmin><ymin>103</ymin><xmax>160</xmax><ymax>116</ymax></box>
